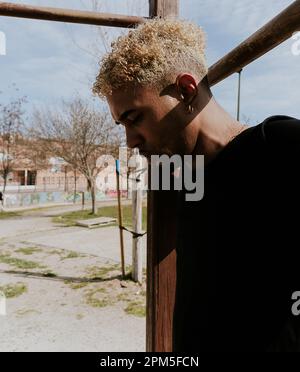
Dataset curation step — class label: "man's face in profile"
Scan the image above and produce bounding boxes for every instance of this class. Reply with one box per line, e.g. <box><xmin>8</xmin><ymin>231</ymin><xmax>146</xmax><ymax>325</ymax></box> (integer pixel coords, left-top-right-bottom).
<box><xmin>107</xmin><ymin>84</ymin><xmax>200</xmax><ymax>158</ymax></box>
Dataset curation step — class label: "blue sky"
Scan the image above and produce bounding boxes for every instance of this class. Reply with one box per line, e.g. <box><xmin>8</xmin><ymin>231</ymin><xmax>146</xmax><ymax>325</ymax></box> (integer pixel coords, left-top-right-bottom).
<box><xmin>0</xmin><ymin>0</ymin><xmax>299</xmax><ymax>125</ymax></box>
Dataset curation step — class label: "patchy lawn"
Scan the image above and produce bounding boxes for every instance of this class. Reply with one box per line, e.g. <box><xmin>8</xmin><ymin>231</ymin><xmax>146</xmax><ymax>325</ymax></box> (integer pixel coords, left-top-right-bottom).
<box><xmin>15</xmin><ymin>247</ymin><xmax>43</xmax><ymax>256</ymax></box>
<box><xmin>0</xmin><ymin>242</ymin><xmax>146</xmax><ymax>318</ymax></box>
<box><xmin>0</xmin><ymin>211</ymin><xmax>20</xmax><ymax>219</ymax></box>
<box><xmin>53</xmin><ymin>205</ymin><xmax>147</xmax><ymax>230</ymax></box>
<box><xmin>0</xmin><ymin>204</ymin><xmax>147</xmax><ymax>351</ymax></box>
<box><xmin>0</xmin><ymin>282</ymin><xmax>27</xmax><ymax>298</ymax></box>
<box><xmin>0</xmin><ymin>254</ymin><xmax>46</xmax><ymax>270</ymax></box>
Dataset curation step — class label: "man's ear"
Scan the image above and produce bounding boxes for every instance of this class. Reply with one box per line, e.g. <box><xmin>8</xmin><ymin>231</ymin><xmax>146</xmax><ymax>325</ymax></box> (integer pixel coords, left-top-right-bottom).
<box><xmin>175</xmin><ymin>73</ymin><xmax>198</xmax><ymax>103</ymax></box>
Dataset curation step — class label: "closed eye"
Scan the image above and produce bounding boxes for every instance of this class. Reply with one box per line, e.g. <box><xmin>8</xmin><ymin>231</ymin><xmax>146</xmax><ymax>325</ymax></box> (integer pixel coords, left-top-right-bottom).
<box><xmin>117</xmin><ymin>113</ymin><xmax>143</xmax><ymax>127</ymax></box>
<box><xmin>131</xmin><ymin>113</ymin><xmax>143</xmax><ymax>126</ymax></box>
<box><xmin>115</xmin><ymin>110</ymin><xmax>143</xmax><ymax>126</ymax></box>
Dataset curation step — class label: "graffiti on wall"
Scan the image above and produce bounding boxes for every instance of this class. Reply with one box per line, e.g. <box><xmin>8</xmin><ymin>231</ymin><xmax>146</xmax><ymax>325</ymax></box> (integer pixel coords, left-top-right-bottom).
<box><xmin>4</xmin><ymin>191</ymin><xmax>109</xmax><ymax>208</ymax></box>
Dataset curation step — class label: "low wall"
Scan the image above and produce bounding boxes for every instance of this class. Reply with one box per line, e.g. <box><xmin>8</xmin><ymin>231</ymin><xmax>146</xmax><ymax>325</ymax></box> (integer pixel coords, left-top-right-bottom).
<box><xmin>3</xmin><ymin>190</ymin><xmax>128</xmax><ymax>208</ymax></box>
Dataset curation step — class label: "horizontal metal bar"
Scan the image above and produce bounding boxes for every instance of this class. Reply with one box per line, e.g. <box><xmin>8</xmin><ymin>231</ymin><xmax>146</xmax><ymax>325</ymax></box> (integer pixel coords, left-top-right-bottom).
<box><xmin>208</xmin><ymin>0</ymin><xmax>300</xmax><ymax>86</ymax></box>
<box><xmin>1</xmin><ymin>1</ymin><xmax>299</xmax><ymax>85</ymax></box>
<box><xmin>0</xmin><ymin>2</ymin><xmax>146</xmax><ymax>28</ymax></box>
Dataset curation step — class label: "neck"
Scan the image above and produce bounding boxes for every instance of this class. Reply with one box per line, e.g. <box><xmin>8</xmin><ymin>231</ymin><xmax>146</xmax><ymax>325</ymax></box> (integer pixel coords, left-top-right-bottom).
<box><xmin>192</xmin><ymin>97</ymin><xmax>248</xmax><ymax>165</ymax></box>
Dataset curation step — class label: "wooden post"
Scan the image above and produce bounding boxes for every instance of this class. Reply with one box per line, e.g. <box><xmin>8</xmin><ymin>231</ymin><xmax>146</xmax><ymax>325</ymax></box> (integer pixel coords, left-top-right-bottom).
<box><xmin>147</xmin><ymin>0</ymin><xmax>179</xmax><ymax>353</ymax></box>
<box><xmin>116</xmin><ymin>160</ymin><xmax>126</xmax><ymax>279</ymax></box>
<box><xmin>149</xmin><ymin>0</ymin><xmax>179</xmax><ymax>18</ymax></box>
<box><xmin>132</xmin><ymin>149</ymin><xmax>143</xmax><ymax>284</ymax></box>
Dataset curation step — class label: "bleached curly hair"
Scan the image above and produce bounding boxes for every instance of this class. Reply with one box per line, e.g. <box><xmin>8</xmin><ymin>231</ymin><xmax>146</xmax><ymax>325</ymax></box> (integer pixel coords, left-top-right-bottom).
<box><xmin>93</xmin><ymin>18</ymin><xmax>208</xmax><ymax>98</ymax></box>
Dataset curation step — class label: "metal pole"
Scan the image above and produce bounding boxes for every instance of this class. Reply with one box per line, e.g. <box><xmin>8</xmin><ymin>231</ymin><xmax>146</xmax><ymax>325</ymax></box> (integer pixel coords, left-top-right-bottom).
<box><xmin>237</xmin><ymin>69</ymin><xmax>242</xmax><ymax>121</ymax></box>
<box><xmin>132</xmin><ymin>149</ymin><xmax>143</xmax><ymax>284</ymax></box>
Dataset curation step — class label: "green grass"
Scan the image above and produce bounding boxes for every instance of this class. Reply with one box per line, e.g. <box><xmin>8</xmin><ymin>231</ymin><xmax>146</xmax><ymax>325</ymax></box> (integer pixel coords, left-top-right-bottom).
<box><xmin>125</xmin><ymin>301</ymin><xmax>146</xmax><ymax>317</ymax></box>
<box><xmin>48</xmin><ymin>249</ymin><xmax>64</xmax><ymax>256</ymax></box>
<box><xmin>15</xmin><ymin>247</ymin><xmax>43</xmax><ymax>256</ymax></box>
<box><xmin>85</xmin><ymin>288</ymin><xmax>111</xmax><ymax>308</ymax></box>
<box><xmin>0</xmin><ymin>282</ymin><xmax>27</xmax><ymax>298</ymax></box>
<box><xmin>0</xmin><ymin>254</ymin><xmax>45</xmax><ymax>270</ymax></box>
<box><xmin>52</xmin><ymin>205</ymin><xmax>147</xmax><ymax>230</ymax></box>
<box><xmin>0</xmin><ymin>211</ymin><xmax>20</xmax><ymax>219</ymax></box>
<box><xmin>85</xmin><ymin>264</ymin><xmax>120</xmax><ymax>279</ymax></box>
<box><xmin>69</xmin><ymin>282</ymin><xmax>89</xmax><ymax>289</ymax></box>
<box><xmin>117</xmin><ymin>293</ymin><xmax>131</xmax><ymax>302</ymax></box>
<box><xmin>61</xmin><ymin>251</ymin><xmax>81</xmax><ymax>260</ymax></box>
<box><xmin>0</xmin><ymin>204</ymin><xmax>81</xmax><ymax>220</ymax></box>
<box><xmin>64</xmin><ymin>280</ymin><xmax>89</xmax><ymax>289</ymax></box>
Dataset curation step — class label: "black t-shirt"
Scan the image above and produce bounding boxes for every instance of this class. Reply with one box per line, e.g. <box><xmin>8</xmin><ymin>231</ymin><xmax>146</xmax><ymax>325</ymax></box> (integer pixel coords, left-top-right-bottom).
<box><xmin>173</xmin><ymin>115</ymin><xmax>300</xmax><ymax>352</ymax></box>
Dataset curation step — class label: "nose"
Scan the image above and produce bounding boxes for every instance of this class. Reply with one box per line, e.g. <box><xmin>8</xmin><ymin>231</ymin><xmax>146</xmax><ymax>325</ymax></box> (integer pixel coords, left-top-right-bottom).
<box><xmin>125</xmin><ymin>126</ymin><xmax>144</xmax><ymax>150</ymax></box>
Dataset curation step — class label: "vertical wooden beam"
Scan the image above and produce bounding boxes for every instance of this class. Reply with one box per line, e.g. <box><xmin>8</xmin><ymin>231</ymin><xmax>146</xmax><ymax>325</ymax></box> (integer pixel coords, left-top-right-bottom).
<box><xmin>149</xmin><ymin>0</ymin><xmax>179</xmax><ymax>18</ymax></box>
<box><xmin>147</xmin><ymin>0</ymin><xmax>179</xmax><ymax>352</ymax></box>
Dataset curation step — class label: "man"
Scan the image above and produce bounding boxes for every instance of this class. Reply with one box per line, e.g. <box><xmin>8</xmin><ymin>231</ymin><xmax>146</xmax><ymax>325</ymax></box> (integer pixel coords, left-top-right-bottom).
<box><xmin>93</xmin><ymin>18</ymin><xmax>300</xmax><ymax>352</ymax></box>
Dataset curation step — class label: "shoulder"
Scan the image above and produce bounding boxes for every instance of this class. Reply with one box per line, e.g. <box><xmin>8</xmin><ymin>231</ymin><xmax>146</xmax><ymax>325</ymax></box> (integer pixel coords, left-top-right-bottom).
<box><xmin>261</xmin><ymin>115</ymin><xmax>300</xmax><ymax>149</ymax></box>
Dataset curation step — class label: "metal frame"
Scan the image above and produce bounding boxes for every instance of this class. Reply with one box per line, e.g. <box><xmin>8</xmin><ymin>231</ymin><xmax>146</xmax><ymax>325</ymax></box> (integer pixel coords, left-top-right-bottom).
<box><xmin>1</xmin><ymin>0</ymin><xmax>300</xmax><ymax>352</ymax></box>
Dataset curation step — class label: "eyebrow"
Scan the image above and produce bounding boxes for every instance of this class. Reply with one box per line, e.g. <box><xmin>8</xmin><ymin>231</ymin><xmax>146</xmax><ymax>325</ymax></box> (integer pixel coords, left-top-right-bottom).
<box><xmin>115</xmin><ymin>109</ymin><xmax>137</xmax><ymax>125</ymax></box>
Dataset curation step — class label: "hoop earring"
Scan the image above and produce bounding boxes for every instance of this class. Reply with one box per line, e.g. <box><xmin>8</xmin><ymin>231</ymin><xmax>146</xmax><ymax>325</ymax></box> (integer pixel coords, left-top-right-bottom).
<box><xmin>187</xmin><ymin>104</ymin><xmax>194</xmax><ymax>114</ymax></box>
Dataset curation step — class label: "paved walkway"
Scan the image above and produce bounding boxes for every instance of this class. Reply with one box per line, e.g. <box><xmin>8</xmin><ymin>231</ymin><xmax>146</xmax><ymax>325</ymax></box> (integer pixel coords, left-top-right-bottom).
<box><xmin>0</xmin><ymin>202</ymin><xmax>146</xmax><ymax>352</ymax></box>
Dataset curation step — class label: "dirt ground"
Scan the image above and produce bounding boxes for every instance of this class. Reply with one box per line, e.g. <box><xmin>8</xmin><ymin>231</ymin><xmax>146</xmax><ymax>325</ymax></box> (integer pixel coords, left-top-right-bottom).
<box><xmin>0</xmin><ymin>206</ymin><xmax>146</xmax><ymax>352</ymax></box>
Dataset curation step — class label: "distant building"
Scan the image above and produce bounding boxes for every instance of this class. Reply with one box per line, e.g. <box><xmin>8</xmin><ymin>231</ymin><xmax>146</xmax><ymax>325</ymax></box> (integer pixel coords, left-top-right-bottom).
<box><xmin>0</xmin><ymin>139</ymin><xmax>146</xmax><ymax>209</ymax></box>
<box><xmin>0</xmin><ymin>151</ymin><xmax>129</xmax><ymax>195</ymax></box>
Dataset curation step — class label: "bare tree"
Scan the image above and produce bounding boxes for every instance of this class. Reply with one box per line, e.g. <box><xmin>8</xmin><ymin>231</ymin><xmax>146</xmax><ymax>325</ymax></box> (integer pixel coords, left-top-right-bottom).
<box><xmin>30</xmin><ymin>97</ymin><xmax>123</xmax><ymax>214</ymax></box>
<box><xmin>0</xmin><ymin>94</ymin><xmax>27</xmax><ymax>207</ymax></box>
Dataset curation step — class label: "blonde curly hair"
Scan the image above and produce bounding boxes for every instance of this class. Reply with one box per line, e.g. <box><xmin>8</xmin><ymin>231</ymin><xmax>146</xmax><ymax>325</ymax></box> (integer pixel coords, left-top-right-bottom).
<box><xmin>93</xmin><ymin>18</ymin><xmax>208</xmax><ymax>98</ymax></box>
